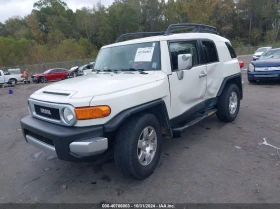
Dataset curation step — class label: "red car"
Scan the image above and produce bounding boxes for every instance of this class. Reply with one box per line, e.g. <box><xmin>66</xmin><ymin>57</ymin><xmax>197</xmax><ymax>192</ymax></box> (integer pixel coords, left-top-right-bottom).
<box><xmin>32</xmin><ymin>68</ymin><xmax>69</xmax><ymax>83</ymax></box>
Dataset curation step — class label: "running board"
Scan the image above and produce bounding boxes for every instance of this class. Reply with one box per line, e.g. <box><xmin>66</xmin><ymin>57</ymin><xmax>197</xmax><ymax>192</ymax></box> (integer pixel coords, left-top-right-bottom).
<box><xmin>172</xmin><ymin>109</ymin><xmax>217</xmax><ymax>133</ymax></box>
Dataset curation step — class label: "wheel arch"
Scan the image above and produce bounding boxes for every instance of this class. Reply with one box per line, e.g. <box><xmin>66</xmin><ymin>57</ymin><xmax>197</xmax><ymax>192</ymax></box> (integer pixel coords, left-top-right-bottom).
<box><xmin>217</xmin><ymin>73</ymin><xmax>243</xmax><ymax>100</ymax></box>
<box><xmin>9</xmin><ymin>78</ymin><xmax>17</xmax><ymax>82</ymax></box>
<box><xmin>104</xmin><ymin>99</ymin><xmax>173</xmax><ymax>138</ymax></box>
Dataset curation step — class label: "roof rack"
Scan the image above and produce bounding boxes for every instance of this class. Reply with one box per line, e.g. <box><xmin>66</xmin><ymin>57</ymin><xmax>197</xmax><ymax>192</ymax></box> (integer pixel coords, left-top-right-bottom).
<box><xmin>115</xmin><ymin>23</ymin><xmax>218</xmax><ymax>43</ymax></box>
<box><xmin>115</xmin><ymin>32</ymin><xmax>165</xmax><ymax>43</ymax></box>
<box><xmin>165</xmin><ymin>23</ymin><xmax>218</xmax><ymax>35</ymax></box>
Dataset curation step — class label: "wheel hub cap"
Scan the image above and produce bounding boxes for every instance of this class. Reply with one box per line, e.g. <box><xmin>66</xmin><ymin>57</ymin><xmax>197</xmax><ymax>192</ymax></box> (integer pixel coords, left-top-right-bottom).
<box><xmin>137</xmin><ymin>126</ymin><xmax>157</xmax><ymax>166</ymax></box>
<box><xmin>229</xmin><ymin>92</ymin><xmax>238</xmax><ymax>115</ymax></box>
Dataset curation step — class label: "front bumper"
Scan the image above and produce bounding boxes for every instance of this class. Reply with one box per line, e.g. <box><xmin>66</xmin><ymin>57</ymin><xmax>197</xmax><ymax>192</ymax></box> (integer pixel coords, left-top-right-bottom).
<box><xmin>21</xmin><ymin>115</ymin><xmax>108</xmax><ymax>162</ymax></box>
<box><xmin>31</xmin><ymin>76</ymin><xmax>38</xmax><ymax>82</ymax></box>
<box><xmin>248</xmin><ymin>71</ymin><xmax>280</xmax><ymax>81</ymax></box>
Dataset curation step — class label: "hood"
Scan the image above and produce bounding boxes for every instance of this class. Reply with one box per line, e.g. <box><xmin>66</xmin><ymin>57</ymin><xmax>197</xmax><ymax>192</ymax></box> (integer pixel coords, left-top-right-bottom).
<box><xmin>254</xmin><ymin>52</ymin><xmax>264</xmax><ymax>56</ymax></box>
<box><xmin>33</xmin><ymin>71</ymin><xmax>167</xmax><ymax>99</ymax></box>
<box><xmin>34</xmin><ymin>73</ymin><xmax>47</xmax><ymax>77</ymax></box>
<box><xmin>251</xmin><ymin>59</ymin><xmax>280</xmax><ymax>67</ymax></box>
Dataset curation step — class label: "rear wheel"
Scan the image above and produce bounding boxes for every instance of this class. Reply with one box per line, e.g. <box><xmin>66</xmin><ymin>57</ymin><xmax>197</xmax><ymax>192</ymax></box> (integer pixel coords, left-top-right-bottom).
<box><xmin>216</xmin><ymin>84</ymin><xmax>240</xmax><ymax>122</ymax></box>
<box><xmin>114</xmin><ymin>114</ymin><xmax>162</xmax><ymax>180</ymax></box>
<box><xmin>8</xmin><ymin>78</ymin><xmax>17</xmax><ymax>85</ymax></box>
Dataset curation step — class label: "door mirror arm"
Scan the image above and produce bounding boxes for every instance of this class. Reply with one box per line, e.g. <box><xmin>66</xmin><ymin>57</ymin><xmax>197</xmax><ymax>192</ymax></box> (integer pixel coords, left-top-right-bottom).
<box><xmin>177</xmin><ymin>54</ymin><xmax>193</xmax><ymax>80</ymax></box>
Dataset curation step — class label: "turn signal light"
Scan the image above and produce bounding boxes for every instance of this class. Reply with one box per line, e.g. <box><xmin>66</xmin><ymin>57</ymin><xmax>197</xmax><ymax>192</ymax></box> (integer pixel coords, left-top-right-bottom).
<box><xmin>75</xmin><ymin>106</ymin><xmax>111</xmax><ymax>120</ymax></box>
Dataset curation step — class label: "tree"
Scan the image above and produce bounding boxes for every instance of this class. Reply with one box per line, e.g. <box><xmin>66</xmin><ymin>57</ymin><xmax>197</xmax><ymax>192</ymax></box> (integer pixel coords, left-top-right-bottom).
<box><xmin>75</xmin><ymin>8</ymin><xmax>96</xmax><ymax>41</ymax></box>
<box><xmin>185</xmin><ymin>0</ymin><xmax>218</xmax><ymax>24</ymax></box>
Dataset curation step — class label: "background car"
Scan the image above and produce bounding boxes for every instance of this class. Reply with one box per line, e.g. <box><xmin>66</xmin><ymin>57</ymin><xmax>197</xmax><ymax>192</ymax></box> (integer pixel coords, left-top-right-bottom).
<box><xmin>248</xmin><ymin>48</ymin><xmax>280</xmax><ymax>83</ymax></box>
<box><xmin>69</xmin><ymin>62</ymin><xmax>95</xmax><ymax>77</ymax></box>
<box><xmin>78</xmin><ymin>62</ymin><xmax>95</xmax><ymax>75</ymax></box>
<box><xmin>31</xmin><ymin>68</ymin><xmax>69</xmax><ymax>83</ymax></box>
<box><xmin>253</xmin><ymin>47</ymin><xmax>272</xmax><ymax>60</ymax></box>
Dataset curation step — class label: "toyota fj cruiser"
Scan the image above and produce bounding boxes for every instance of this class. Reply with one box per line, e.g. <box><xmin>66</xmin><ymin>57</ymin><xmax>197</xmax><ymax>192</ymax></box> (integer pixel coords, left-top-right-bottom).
<box><xmin>20</xmin><ymin>24</ymin><xmax>243</xmax><ymax>180</ymax></box>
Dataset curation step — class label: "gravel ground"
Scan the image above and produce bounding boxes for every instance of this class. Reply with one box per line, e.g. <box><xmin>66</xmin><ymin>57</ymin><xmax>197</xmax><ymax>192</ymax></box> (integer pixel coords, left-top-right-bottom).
<box><xmin>1</xmin><ymin>56</ymin><xmax>280</xmax><ymax>203</ymax></box>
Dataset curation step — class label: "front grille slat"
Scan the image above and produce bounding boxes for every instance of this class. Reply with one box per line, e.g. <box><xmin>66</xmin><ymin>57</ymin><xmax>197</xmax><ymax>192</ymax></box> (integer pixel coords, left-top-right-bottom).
<box><xmin>34</xmin><ymin>104</ymin><xmax>60</xmax><ymax>120</ymax></box>
<box><xmin>26</xmin><ymin>130</ymin><xmax>54</xmax><ymax>146</ymax></box>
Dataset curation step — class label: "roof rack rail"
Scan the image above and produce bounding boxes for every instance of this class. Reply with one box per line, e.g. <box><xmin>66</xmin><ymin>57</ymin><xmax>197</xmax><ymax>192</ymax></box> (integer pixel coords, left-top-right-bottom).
<box><xmin>115</xmin><ymin>23</ymin><xmax>218</xmax><ymax>43</ymax></box>
<box><xmin>165</xmin><ymin>23</ymin><xmax>218</xmax><ymax>35</ymax></box>
<box><xmin>115</xmin><ymin>32</ymin><xmax>165</xmax><ymax>43</ymax></box>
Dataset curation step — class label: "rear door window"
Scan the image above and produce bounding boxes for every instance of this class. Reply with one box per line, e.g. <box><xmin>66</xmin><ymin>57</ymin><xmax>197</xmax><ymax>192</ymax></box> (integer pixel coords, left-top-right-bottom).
<box><xmin>225</xmin><ymin>42</ymin><xmax>237</xmax><ymax>58</ymax></box>
<box><xmin>202</xmin><ymin>41</ymin><xmax>219</xmax><ymax>63</ymax></box>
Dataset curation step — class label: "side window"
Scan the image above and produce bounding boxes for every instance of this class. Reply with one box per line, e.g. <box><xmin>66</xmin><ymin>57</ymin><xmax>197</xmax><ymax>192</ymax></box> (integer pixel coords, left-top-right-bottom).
<box><xmin>202</xmin><ymin>41</ymin><xmax>219</xmax><ymax>63</ymax></box>
<box><xmin>52</xmin><ymin>69</ymin><xmax>58</xmax><ymax>73</ymax></box>
<box><xmin>0</xmin><ymin>71</ymin><xmax>2</xmax><ymax>76</ymax></box>
<box><xmin>225</xmin><ymin>42</ymin><xmax>237</xmax><ymax>58</ymax></box>
<box><xmin>169</xmin><ymin>40</ymin><xmax>200</xmax><ymax>71</ymax></box>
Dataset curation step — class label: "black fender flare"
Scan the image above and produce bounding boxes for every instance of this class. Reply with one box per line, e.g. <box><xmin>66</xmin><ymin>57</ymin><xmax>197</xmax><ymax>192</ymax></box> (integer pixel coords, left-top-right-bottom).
<box><xmin>217</xmin><ymin>73</ymin><xmax>243</xmax><ymax>100</ymax></box>
<box><xmin>104</xmin><ymin>99</ymin><xmax>172</xmax><ymax>137</ymax></box>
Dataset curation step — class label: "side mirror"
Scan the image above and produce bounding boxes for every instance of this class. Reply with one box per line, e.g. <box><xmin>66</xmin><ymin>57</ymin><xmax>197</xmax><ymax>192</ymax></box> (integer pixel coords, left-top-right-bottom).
<box><xmin>178</xmin><ymin>54</ymin><xmax>192</xmax><ymax>70</ymax></box>
<box><xmin>177</xmin><ymin>54</ymin><xmax>192</xmax><ymax>80</ymax></box>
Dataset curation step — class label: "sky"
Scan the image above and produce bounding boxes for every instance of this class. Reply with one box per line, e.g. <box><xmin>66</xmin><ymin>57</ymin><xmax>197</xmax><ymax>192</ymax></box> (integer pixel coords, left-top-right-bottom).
<box><xmin>0</xmin><ymin>0</ymin><xmax>114</xmax><ymax>23</ymax></box>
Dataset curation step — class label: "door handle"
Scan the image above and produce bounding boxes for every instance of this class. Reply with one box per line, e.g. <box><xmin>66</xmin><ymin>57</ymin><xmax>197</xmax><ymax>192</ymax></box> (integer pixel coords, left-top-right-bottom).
<box><xmin>199</xmin><ymin>72</ymin><xmax>207</xmax><ymax>78</ymax></box>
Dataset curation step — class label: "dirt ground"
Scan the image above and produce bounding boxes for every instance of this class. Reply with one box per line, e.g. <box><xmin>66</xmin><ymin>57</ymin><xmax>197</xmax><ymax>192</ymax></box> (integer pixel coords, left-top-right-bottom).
<box><xmin>1</xmin><ymin>57</ymin><xmax>280</xmax><ymax>203</ymax></box>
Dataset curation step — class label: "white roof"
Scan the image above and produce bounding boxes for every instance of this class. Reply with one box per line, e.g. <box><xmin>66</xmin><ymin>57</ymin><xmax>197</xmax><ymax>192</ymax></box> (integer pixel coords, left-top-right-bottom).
<box><xmin>103</xmin><ymin>33</ymin><xmax>230</xmax><ymax>49</ymax></box>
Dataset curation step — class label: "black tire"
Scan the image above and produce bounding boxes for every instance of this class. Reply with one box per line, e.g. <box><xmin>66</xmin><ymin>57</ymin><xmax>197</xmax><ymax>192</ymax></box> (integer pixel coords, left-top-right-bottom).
<box><xmin>40</xmin><ymin>77</ymin><xmax>47</xmax><ymax>83</ymax></box>
<box><xmin>216</xmin><ymin>84</ymin><xmax>240</xmax><ymax>122</ymax></box>
<box><xmin>9</xmin><ymin>78</ymin><xmax>17</xmax><ymax>85</ymax></box>
<box><xmin>114</xmin><ymin>114</ymin><xmax>162</xmax><ymax>180</ymax></box>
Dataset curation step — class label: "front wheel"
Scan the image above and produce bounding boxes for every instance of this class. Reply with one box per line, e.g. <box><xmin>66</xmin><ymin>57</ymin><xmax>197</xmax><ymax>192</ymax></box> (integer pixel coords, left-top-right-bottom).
<box><xmin>216</xmin><ymin>84</ymin><xmax>240</xmax><ymax>122</ymax></box>
<box><xmin>114</xmin><ymin>114</ymin><xmax>162</xmax><ymax>180</ymax></box>
<box><xmin>40</xmin><ymin>77</ymin><xmax>47</xmax><ymax>83</ymax></box>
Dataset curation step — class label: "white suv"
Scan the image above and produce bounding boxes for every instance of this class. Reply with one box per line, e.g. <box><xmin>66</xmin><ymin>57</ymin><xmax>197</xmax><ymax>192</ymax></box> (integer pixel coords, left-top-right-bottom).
<box><xmin>21</xmin><ymin>24</ymin><xmax>243</xmax><ymax>180</ymax></box>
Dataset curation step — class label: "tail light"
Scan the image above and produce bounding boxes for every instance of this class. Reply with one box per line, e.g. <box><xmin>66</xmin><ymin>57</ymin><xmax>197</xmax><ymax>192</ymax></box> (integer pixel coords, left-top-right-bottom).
<box><xmin>239</xmin><ymin>61</ymin><xmax>244</xmax><ymax>69</ymax></box>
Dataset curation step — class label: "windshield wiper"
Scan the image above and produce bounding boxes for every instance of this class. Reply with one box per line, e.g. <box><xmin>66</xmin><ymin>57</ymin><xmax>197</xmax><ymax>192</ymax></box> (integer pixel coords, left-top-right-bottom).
<box><xmin>122</xmin><ymin>68</ymin><xmax>148</xmax><ymax>74</ymax></box>
<box><xmin>94</xmin><ymin>69</ymin><xmax>120</xmax><ymax>74</ymax></box>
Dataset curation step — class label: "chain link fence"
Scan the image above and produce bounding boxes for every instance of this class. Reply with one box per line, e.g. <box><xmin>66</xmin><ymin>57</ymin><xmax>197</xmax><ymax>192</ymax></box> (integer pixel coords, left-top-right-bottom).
<box><xmin>1</xmin><ymin>58</ymin><xmax>95</xmax><ymax>75</ymax></box>
<box><xmin>1</xmin><ymin>45</ymin><xmax>280</xmax><ymax>75</ymax></box>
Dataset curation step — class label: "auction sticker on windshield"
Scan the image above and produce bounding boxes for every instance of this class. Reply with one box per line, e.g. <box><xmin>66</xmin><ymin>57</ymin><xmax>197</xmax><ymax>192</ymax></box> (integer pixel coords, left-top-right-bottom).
<box><xmin>134</xmin><ymin>47</ymin><xmax>154</xmax><ymax>62</ymax></box>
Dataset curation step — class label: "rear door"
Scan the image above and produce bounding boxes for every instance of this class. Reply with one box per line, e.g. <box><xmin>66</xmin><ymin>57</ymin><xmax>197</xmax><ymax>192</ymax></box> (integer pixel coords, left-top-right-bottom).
<box><xmin>56</xmin><ymin>69</ymin><xmax>65</xmax><ymax>79</ymax></box>
<box><xmin>200</xmin><ymin>40</ymin><xmax>221</xmax><ymax>100</ymax></box>
<box><xmin>0</xmin><ymin>71</ymin><xmax>4</xmax><ymax>84</ymax></box>
<box><xmin>48</xmin><ymin>69</ymin><xmax>57</xmax><ymax>81</ymax></box>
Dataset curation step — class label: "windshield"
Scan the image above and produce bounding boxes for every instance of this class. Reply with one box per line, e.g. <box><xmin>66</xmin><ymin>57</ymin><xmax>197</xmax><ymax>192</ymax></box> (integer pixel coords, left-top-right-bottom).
<box><xmin>259</xmin><ymin>50</ymin><xmax>280</xmax><ymax>60</ymax></box>
<box><xmin>43</xmin><ymin>70</ymin><xmax>51</xmax><ymax>74</ymax></box>
<box><xmin>94</xmin><ymin>42</ymin><xmax>161</xmax><ymax>72</ymax></box>
<box><xmin>256</xmin><ymin>48</ymin><xmax>269</xmax><ymax>53</ymax></box>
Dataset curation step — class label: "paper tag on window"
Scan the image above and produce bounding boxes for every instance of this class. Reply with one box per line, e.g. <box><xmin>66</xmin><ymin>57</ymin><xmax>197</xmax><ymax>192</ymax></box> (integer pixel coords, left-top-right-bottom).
<box><xmin>134</xmin><ymin>47</ymin><xmax>154</xmax><ymax>62</ymax></box>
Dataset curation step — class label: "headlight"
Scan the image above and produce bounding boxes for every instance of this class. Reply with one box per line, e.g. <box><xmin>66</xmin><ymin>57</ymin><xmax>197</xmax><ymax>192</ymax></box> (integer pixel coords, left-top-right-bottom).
<box><xmin>268</xmin><ymin>67</ymin><xmax>279</xmax><ymax>71</ymax></box>
<box><xmin>248</xmin><ymin>64</ymin><xmax>255</xmax><ymax>72</ymax></box>
<box><xmin>63</xmin><ymin>107</ymin><xmax>75</xmax><ymax>124</ymax></box>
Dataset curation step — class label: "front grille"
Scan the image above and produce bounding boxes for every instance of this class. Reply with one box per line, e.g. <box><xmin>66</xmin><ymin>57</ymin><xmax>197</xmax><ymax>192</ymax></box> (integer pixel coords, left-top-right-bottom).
<box><xmin>34</xmin><ymin>104</ymin><xmax>60</xmax><ymax>120</ymax></box>
<box><xmin>26</xmin><ymin>130</ymin><xmax>54</xmax><ymax>146</ymax></box>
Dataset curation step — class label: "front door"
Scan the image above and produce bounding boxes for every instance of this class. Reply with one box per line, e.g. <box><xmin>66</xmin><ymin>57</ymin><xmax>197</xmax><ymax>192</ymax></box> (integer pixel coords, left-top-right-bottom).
<box><xmin>168</xmin><ymin>40</ymin><xmax>207</xmax><ymax>124</ymax></box>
